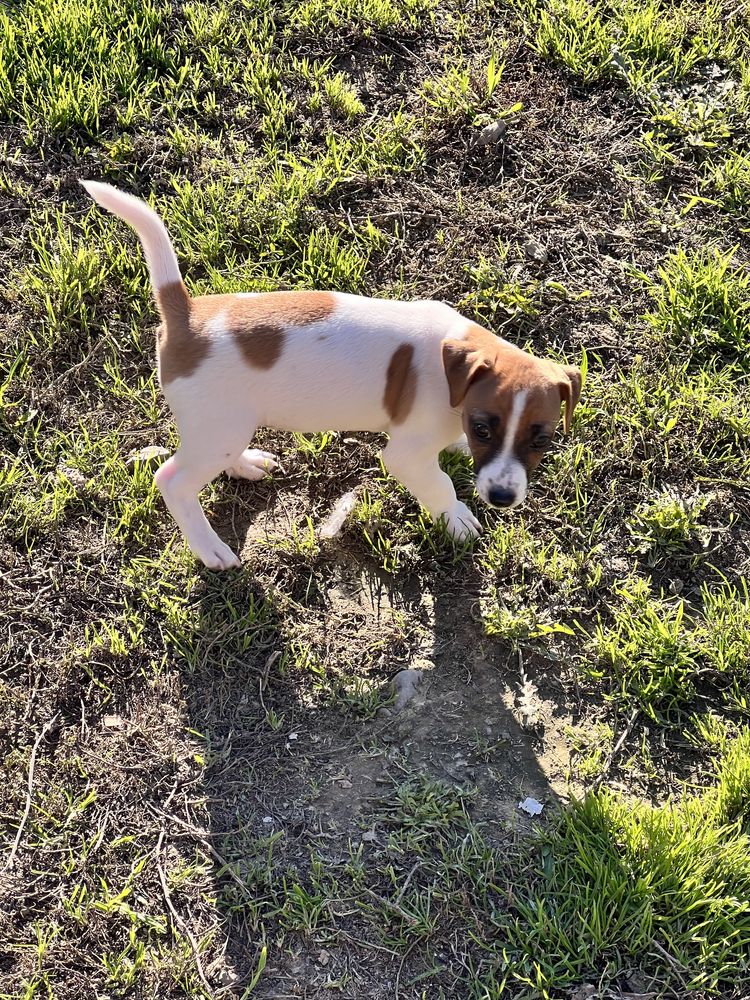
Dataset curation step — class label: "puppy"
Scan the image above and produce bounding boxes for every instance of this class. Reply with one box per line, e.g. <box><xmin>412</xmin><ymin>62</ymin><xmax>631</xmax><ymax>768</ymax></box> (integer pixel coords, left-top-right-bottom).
<box><xmin>82</xmin><ymin>181</ymin><xmax>581</xmax><ymax>570</ymax></box>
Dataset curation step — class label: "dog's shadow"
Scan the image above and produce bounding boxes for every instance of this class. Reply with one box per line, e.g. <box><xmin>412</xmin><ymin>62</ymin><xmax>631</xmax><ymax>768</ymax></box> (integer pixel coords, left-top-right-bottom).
<box><xmin>170</xmin><ymin>471</ymin><xmax>571</xmax><ymax>994</ymax></box>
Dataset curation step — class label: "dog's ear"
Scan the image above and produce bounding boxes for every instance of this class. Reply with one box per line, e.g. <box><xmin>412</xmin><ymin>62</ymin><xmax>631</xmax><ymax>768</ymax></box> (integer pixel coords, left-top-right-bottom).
<box><xmin>442</xmin><ymin>340</ymin><xmax>493</xmax><ymax>408</ymax></box>
<box><xmin>558</xmin><ymin>364</ymin><xmax>582</xmax><ymax>434</ymax></box>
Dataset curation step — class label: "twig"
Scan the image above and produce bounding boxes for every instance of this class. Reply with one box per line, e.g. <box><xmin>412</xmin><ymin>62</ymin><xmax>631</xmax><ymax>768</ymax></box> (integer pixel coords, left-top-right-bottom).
<box><xmin>334</xmin><ymin>929</ymin><xmax>399</xmax><ymax>957</ymax></box>
<box><xmin>358</xmin><ymin>884</ymin><xmax>419</xmax><ymax>926</ymax></box>
<box><xmin>592</xmin><ymin>706</ymin><xmax>639</xmax><ymax>791</ymax></box>
<box><xmin>150</xmin><ymin>805</ymin><xmax>253</xmax><ymax>899</ymax></box>
<box><xmin>5</xmin><ymin>714</ymin><xmax>59</xmax><ymax>871</ymax></box>
<box><xmin>154</xmin><ymin>784</ymin><xmax>215</xmax><ymax>999</ymax></box>
<box><xmin>394</xmin><ymin>861</ymin><xmax>421</xmax><ymax>905</ymax></box>
<box><xmin>47</xmin><ymin>326</ymin><xmax>115</xmax><ymax>391</ymax></box>
<box><xmin>650</xmin><ymin>940</ymin><xmax>689</xmax><ymax>989</ymax></box>
<box><xmin>394</xmin><ymin>940</ymin><xmax>418</xmax><ymax>1000</ymax></box>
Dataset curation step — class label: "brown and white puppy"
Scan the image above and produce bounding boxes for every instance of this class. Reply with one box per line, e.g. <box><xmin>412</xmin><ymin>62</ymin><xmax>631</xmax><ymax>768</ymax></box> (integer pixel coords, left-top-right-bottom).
<box><xmin>443</xmin><ymin>328</ymin><xmax>581</xmax><ymax>509</ymax></box>
<box><xmin>82</xmin><ymin>181</ymin><xmax>581</xmax><ymax>570</ymax></box>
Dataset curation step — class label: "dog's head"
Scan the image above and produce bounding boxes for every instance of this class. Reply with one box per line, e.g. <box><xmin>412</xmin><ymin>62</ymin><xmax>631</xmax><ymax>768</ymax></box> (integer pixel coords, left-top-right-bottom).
<box><xmin>442</xmin><ymin>325</ymin><xmax>581</xmax><ymax>509</ymax></box>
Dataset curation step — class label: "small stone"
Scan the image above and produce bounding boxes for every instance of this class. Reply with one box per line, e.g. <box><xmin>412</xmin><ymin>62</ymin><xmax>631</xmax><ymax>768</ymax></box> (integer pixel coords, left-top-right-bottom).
<box><xmin>262</xmin><ymin>815</ymin><xmax>273</xmax><ymax>824</ymax></box>
<box><xmin>361</xmin><ymin>827</ymin><xmax>377</xmax><ymax>843</ymax></box>
<box><xmin>216</xmin><ymin>968</ymin><xmax>240</xmax><ymax>987</ymax></box>
<box><xmin>523</xmin><ymin>240</ymin><xmax>548</xmax><ymax>264</ymax></box>
<box><xmin>103</xmin><ymin>714</ymin><xmax>124</xmax><ymax>729</ymax></box>
<box><xmin>317</xmin><ymin>950</ymin><xmax>330</xmax><ymax>967</ymax></box>
<box><xmin>57</xmin><ymin>464</ymin><xmax>87</xmax><ymax>493</ymax></box>
<box><xmin>473</xmin><ymin>119</ymin><xmax>507</xmax><ymax>147</ymax></box>
<box><xmin>126</xmin><ymin>446</ymin><xmax>170</xmax><ymax>471</ymax></box>
<box><xmin>391</xmin><ymin>668</ymin><xmax>423</xmax><ymax>711</ymax></box>
<box><xmin>570</xmin><ymin>986</ymin><xmax>597</xmax><ymax>1000</ymax></box>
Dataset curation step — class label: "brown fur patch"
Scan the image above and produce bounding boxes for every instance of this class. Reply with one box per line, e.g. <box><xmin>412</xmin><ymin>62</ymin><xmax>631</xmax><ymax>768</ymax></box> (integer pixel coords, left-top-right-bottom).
<box><xmin>193</xmin><ymin>290</ymin><xmax>336</xmax><ymax>370</ymax></box>
<box><xmin>234</xmin><ymin>290</ymin><xmax>336</xmax><ymax>330</ymax></box>
<box><xmin>156</xmin><ymin>281</ymin><xmax>208</xmax><ymax>385</ymax></box>
<box><xmin>233</xmin><ymin>321</ymin><xmax>285</xmax><ymax>369</ymax></box>
<box><xmin>190</xmin><ymin>290</ymin><xmax>336</xmax><ymax>329</ymax></box>
<box><xmin>383</xmin><ymin>344</ymin><xmax>417</xmax><ymax>424</ymax></box>
<box><xmin>157</xmin><ymin>289</ymin><xmax>336</xmax><ymax>383</ymax></box>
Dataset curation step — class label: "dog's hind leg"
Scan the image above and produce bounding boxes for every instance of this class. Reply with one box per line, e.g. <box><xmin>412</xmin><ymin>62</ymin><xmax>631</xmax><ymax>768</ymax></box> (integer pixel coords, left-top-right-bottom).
<box><xmin>154</xmin><ymin>415</ymin><xmax>256</xmax><ymax>570</ymax></box>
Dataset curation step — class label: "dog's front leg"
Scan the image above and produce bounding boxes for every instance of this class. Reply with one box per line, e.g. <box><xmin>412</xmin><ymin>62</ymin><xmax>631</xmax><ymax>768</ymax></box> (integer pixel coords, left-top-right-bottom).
<box><xmin>382</xmin><ymin>437</ymin><xmax>481</xmax><ymax>540</ymax></box>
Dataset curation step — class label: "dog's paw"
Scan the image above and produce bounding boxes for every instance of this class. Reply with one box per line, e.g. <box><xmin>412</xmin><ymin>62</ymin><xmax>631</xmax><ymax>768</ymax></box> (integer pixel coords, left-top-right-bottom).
<box><xmin>444</xmin><ymin>433</ymin><xmax>471</xmax><ymax>456</ymax></box>
<box><xmin>226</xmin><ymin>449</ymin><xmax>279</xmax><ymax>481</ymax></box>
<box><xmin>193</xmin><ymin>536</ymin><xmax>241</xmax><ymax>571</ymax></box>
<box><xmin>441</xmin><ymin>501</ymin><xmax>481</xmax><ymax>541</ymax></box>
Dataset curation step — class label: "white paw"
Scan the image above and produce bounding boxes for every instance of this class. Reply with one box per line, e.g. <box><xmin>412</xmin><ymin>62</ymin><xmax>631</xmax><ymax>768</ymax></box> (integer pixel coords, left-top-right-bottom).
<box><xmin>441</xmin><ymin>501</ymin><xmax>482</xmax><ymax>541</ymax></box>
<box><xmin>444</xmin><ymin>434</ymin><xmax>471</xmax><ymax>455</ymax></box>
<box><xmin>226</xmin><ymin>449</ymin><xmax>279</xmax><ymax>481</ymax></box>
<box><xmin>192</xmin><ymin>535</ymin><xmax>241</xmax><ymax>570</ymax></box>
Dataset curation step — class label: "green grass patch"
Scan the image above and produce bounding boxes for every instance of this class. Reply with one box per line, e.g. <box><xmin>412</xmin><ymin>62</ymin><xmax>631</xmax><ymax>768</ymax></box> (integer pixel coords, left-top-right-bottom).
<box><xmin>627</xmin><ymin>489</ymin><xmax>712</xmax><ymax>564</ymax></box>
<box><xmin>642</xmin><ymin>246</ymin><xmax>750</xmax><ymax>367</ymax></box>
<box><xmin>514</xmin><ymin>0</ymin><xmax>734</xmax><ymax>88</ymax></box>
<box><xmin>584</xmin><ymin>578</ymin><xmax>750</xmax><ymax>718</ymax></box>
<box><xmin>289</xmin><ymin>0</ymin><xmax>436</xmax><ymax>32</ymax></box>
<box><xmin>0</xmin><ymin>0</ymin><xmax>171</xmax><ymax>137</ymax></box>
<box><xmin>490</xmin><ymin>729</ymin><xmax>750</xmax><ymax>996</ymax></box>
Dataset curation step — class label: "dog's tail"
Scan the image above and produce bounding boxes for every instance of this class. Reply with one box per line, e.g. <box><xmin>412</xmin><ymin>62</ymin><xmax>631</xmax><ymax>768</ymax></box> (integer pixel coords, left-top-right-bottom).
<box><xmin>81</xmin><ymin>181</ymin><xmax>190</xmax><ymax>325</ymax></box>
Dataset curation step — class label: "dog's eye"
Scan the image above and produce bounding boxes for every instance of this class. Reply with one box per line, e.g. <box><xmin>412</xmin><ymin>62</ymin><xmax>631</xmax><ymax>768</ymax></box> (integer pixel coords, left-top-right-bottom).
<box><xmin>472</xmin><ymin>422</ymin><xmax>491</xmax><ymax>441</ymax></box>
<box><xmin>532</xmin><ymin>433</ymin><xmax>552</xmax><ymax>450</ymax></box>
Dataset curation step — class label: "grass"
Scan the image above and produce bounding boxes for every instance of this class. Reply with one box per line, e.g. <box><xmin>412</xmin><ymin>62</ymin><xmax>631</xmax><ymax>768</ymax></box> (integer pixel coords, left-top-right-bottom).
<box><xmin>642</xmin><ymin>245</ymin><xmax>750</xmax><ymax>365</ymax></box>
<box><xmin>627</xmin><ymin>489</ymin><xmax>712</xmax><ymax>564</ymax></box>
<box><xmin>499</xmin><ymin>732</ymin><xmax>750</xmax><ymax>995</ymax></box>
<box><xmin>584</xmin><ymin>578</ymin><xmax>750</xmax><ymax>718</ymax></box>
<box><xmin>2</xmin><ymin>0</ymin><xmax>750</xmax><ymax>997</ymax></box>
<box><xmin>208</xmin><ymin>734</ymin><xmax>750</xmax><ymax>997</ymax></box>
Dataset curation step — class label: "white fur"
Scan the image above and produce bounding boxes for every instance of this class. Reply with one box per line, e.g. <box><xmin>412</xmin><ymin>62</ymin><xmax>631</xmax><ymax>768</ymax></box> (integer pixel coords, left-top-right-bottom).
<box><xmin>155</xmin><ymin>301</ymin><xmax>478</xmax><ymax>564</ymax></box>
<box><xmin>475</xmin><ymin>389</ymin><xmax>529</xmax><ymax>507</ymax></box>
<box><xmin>82</xmin><ymin>181</ymin><xmax>181</xmax><ymax>290</ymax></box>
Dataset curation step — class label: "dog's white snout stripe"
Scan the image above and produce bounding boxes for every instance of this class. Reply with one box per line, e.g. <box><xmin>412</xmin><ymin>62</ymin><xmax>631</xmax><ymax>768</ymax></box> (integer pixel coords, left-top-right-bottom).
<box><xmin>475</xmin><ymin>389</ymin><xmax>529</xmax><ymax>506</ymax></box>
<box><xmin>500</xmin><ymin>390</ymin><xmax>528</xmax><ymax>459</ymax></box>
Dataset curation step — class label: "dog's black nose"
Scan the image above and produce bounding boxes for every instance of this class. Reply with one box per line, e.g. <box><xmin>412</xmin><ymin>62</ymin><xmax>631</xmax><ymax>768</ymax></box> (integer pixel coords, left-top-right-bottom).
<box><xmin>488</xmin><ymin>486</ymin><xmax>516</xmax><ymax>508</ymax></box>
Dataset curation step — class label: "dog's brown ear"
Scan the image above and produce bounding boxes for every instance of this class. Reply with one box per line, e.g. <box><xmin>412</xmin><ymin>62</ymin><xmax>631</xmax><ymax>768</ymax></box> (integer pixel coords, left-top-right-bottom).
<box><xmin>442</xmin><ymin>340</ymin><xmax>492</xmax><ymax>408</ymax></box>
<box><xmin>558</xmin><ymin>364</ymin><xmax>582</xmax><ymax>434</ymax></box>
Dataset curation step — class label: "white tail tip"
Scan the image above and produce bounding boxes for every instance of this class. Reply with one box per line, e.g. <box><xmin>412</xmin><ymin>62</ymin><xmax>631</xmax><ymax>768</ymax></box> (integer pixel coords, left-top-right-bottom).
<box><xmin>80</xmin><ymin>178</ymin><xmax>182</xmax><ymax>290</ymax></box>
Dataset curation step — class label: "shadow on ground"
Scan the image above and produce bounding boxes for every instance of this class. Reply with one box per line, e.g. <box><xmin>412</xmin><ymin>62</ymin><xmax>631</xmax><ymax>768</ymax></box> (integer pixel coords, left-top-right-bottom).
<box><xmin>167</xmin><ymin>478</ymin><xmax>579</xmax><ymax>997</ymax></box>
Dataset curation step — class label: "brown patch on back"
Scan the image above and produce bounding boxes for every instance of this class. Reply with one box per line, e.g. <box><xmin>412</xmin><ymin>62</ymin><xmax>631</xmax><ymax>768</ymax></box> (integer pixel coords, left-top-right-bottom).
<box><xmin>233</xmin><ymin>321</ymin><xmax>285</xmax><ymax>369</ymax></box>
<box><xmin>228</xmin><ymin>291</ymin><xmax>335</xmax><ymax>369</ymax></box>
<box><xmin>383</xmin><ymin>343</ymin><xmax>417</xmax><ymax>424</ymax></box>
<box><xmin>189</xmin><ymin>290</ymin><xmax>336</xmax><ymax>330</ymax></box>
<box><xmin>156</xmin><ymin>281</ymin><xmax>209</xmax><ymax>385</ymax></box>
<box><xmin>157</xmin><ymin>289</ymin><xmax>336</xmax><ymax>383</ymax></box>
<box><xmin>248</xmin><ymin>290</ymin><xmax>336</xmax><ymax>329</ymax></box>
